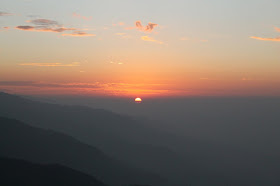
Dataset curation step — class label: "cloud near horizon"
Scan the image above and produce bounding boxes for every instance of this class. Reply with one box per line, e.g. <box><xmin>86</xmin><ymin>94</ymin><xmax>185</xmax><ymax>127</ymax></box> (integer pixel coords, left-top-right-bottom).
<box><xmin>0</xmin><ymin>81</ymin><xmax>181</xmax><ymax>96</ymax></box>
<box><xmin>0</xmin><ymin>81</ymin><xmax>102</xmax><ymax>89</ymax></box>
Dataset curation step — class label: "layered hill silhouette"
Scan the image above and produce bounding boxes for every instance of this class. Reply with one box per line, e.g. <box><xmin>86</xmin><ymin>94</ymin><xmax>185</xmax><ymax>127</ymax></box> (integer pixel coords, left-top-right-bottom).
<box><xmin>0</xmin><ymin>157</ymin><xmax>106</xmax><ymax>186</ymax></box>
<box><xmin>0</xmin><ymin>117</ymin><xmax>165</xmax><ymax>186</ymax></box>
<box><xmin>0</xmin><ymin>92</ymin><xmax>197</xmax><ymax>184</ymax></box>
<box><xmin>1</xmin><ymin>92</ymin><xmax>280</xmax><ymax>185</ymax></box>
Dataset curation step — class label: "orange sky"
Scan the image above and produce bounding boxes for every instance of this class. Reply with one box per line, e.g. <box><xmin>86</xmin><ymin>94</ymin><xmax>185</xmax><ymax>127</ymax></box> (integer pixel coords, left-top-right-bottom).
<box><xmin>1</xmin><ymin>0</ymin><xmax>280</xmax><ymax>97</ymax></box>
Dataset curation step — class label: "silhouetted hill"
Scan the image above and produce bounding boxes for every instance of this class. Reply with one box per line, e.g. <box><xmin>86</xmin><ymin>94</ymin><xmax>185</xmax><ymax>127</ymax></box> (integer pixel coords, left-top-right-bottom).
<box><xmin>0</xmin><ymin>92</ymin><xmax>196</xmax><ymax>184</ymax></box>
<box><xmin>1</xmin><ymin>92</ymin><xmax>280</xmax><ymax>185</ymax></box>
<box><xmin>0</xmin><ymin>117</ymin><xmax>165</xmax><ymax>186</ymax></box>
<box><xmin>0</xmin><ymin>157</ymin><xmax>106</xmax><ymax>186</ymax></box>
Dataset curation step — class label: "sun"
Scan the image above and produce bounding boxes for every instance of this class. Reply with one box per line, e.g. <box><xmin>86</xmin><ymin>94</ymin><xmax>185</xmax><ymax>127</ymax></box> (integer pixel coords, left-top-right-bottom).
<box><xmin>135</xmin><ymin>97</ymin><xmax>142</xmax><ymax>103</ymax></box>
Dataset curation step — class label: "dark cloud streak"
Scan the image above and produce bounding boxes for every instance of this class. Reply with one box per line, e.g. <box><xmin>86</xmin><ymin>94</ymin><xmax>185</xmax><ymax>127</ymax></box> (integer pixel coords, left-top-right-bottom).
<box><xmin>15</xmin><ymin>18</ymin><xmax>93</xmax><ymax>36</ymax></box>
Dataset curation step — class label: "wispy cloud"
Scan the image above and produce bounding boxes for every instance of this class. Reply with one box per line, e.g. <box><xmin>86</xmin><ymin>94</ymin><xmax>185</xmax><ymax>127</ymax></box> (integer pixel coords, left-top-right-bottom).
<box><xmin>250</xmin><ymin>36</ymin><xmax>280</xmax><ymax>42</ymax></box>
<box><xmin>0</xmin><ymin>81</ymin><xmax>101</xmax><ymax>89</ymax></box>
<box><xmin>114</xmin><ymin>33</ymin><xmax>131</xmax><ymax>39</ymax></box>
<box><xmin>15</xmin><ymin>18</ymin><xmax>95</xmax><ymax>36</ymax></box>
<box><xmin>1</xmin><ymin>26</ymin><xmax>10</xmax><ymax>31</ymax></box>
<box><xmin>72</xmin><ymin>13</ymin><xmax>92</xmax><ymax>21</ymax></box>
<box><xmin>141</xmin><ymin>36</ymin><xmax>163</xmax><ymax>44</ymax></box>
<box><xmin>19</xmin><ymin>62</ymin><xmax>80</xmax><ymax>67</ymax></box>
<box><xmin>274</xmin><ymin>27</ymin><xmax>280</xmax><ymax>32</ymax></box>
<box><xmin>115</xmin><ymin>33</ymin><xmax>126</xmax><ymax>36</ymax></box>
<box><xmin>26</xmin><ymin>19</ymin><xmax>58</xmax><ymax>26</ymax></box>
<box><xmin>113</xmin><ymin>22</ymin><xmax>125</xmax><ymax>26</ymax></box>
<box><xmin>251</xmin><ymin>27</ymin><xmax>280</xmax><ymax>42</ymax></box>
<box><xmin>0</xmin><ymin>81</ymin><xmax>184</xmax><ymax>96</ymax></box>
<box><xmin>62</xmin><ymin>31</ymin><xmax>95</xmax><ymax>37</ymax></box>
<box><xmin>0</xmin><ymin>12</ymin><xmax>13</xmax><ymax>16</ymax></box>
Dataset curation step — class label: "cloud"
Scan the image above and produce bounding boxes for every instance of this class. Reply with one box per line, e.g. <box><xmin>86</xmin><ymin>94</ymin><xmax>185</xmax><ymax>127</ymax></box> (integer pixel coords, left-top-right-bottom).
<box><xmin>112</xmin><ymin>22</ymin><xmax>125</xmax><ymax>26</ymax></box>
<box><xmin>114</xmin><ymin>32</ymin><xmax>131</xmax><ymax>39</ymax></box>
<box><xmin>250</xmin><ymin>36</ymin><xmax>280</xmax><ymax>42</ymax></box>
<box><xmin>61</xmin><ymin>31</ymin><xmax>95</xmax><ymax>37</ymax></box>
<box><xmin>0</xmin><ymin>81</ymin><xmax>102</xmax><ymax>89</ymax></box>
<box><xmin>23</xmin><ymin>19</ymin><xmax>75</xmax><ymax>32</ymax></box>
<box><xmin>0</xmin><ymin>81</ymin><xmax>34</xmax><ymax>86</ymax></box>
<box><xmin>38</xmin><ymin>27</ymin><xmax>76</xmax><ymax>33</ymax></box>
<box><xmin>125</xmin><ymin>21</ymin><xmax>158</xmax><ymax>32</ymax></box>
<box><xmin>135</xmin><ymin>21</ymin><xmax>158</xmax><ymax>32</ymax></box>
<box><xmin>15</xmin><ymin>25</ymin><xmax>35</xmax><ymax>30</ymax></box>
<box><xmin>72</xmin><ymin>13</ymin><xmax>92</xmax><ymax>21</ymax></box>
<box><xmin>135</xmin><ymin>21</ymin><xmax>143</xmax><ymax>29</ymax></box>
<box><xmin>0</xmin><ymin>81</ymin><xmax>181</xmax><ymax>96</ymax></box>
<box><xmin>146</xmin><ymin>23</ymin><xmax>158</xmax><ymax>32</ymax></box>
<box><xmin>0</xmin><ymin>12</ymin><xmax>13</xmax><ymax>16</ymax></box>
<box><xmin>274</xmin><ymin>27</ymin><xmax>280</xmax><ymax>32</ymax></box>
<box><xmin>115</xmin><ymin>33</ymin><xmax>126</xmax><ymax>36</ymax></box>
<box><xmin>1</xmin><ymin>26</ymin><xmax>10</xmax><ymax>31</ymax></box>
<box><xmin>15</xmin><ymin>25</ymin><xmax>76</xmax><ymax>33</ymax></box>
<box><xmin>15</xmin><ymin>18</ymin><xmax>95</xmax><ymax>36</ymax></box>
<box><xmin>251</xmin><ymin>27</ymin><xmax>280</xmax><ymax>42</ymax></box>
<box><xmin>19</xmin><ymin>62</ymin><xmax>80</xmax><ymax>67</ymax></box>
<box><xmin>141</xmin><ymin>36</ymin><xmax>163</xmax><ymax>44</ymax></box>
<box><xmin>27</xmin><ymin>19</ymin><xmax>58</xmax><ymax>26</ymax></box>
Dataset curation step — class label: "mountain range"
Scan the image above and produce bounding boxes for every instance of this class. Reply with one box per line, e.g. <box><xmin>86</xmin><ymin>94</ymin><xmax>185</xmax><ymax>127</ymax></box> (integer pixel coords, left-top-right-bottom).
<box><xmin>1</xmin><ymin>92</ymin><xmax>280</xmax><ymax>185</ymax></box>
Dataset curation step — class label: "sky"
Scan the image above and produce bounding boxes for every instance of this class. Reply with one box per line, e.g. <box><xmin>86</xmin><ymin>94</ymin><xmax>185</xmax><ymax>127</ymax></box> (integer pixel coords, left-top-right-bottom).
<box><xmin>0</xmin><ymin>0</ymin><xmax>280</xmax><ymax>98</ymax></box>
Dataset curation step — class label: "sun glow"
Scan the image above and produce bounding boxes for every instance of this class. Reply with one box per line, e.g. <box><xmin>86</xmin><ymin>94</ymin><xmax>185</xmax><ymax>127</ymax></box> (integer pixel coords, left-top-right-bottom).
<box><xmin>135</xmin><ymin>97</ymin><xmax>142</xmax><ymax>103</ymax></box>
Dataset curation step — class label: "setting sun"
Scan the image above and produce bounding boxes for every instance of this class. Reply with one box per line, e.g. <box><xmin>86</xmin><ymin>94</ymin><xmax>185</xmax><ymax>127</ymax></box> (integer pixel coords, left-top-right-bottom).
<box><xmin>135</xmin><ymin>97</ymin><xmax>142</xmax><ymax>103</ymax></box>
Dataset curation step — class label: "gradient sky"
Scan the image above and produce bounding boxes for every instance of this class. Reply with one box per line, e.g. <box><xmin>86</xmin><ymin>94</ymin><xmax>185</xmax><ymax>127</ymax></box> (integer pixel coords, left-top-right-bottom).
<box><xmin>0</xmin><ymin>0</ymin><xmax>280</xmax><ymax>97</ymax></box>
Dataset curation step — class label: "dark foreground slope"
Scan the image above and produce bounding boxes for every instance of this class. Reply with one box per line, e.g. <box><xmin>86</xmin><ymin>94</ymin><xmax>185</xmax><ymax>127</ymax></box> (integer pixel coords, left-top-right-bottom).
<box><xmin>0</xmin><ymin>117</ymin><xmax>165</xmax><ymax>186</ymax></box>
<box><xmin>0</xmin><ymin>157</ymin><xmax>106</xmax><ymax>186</ymax></box>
